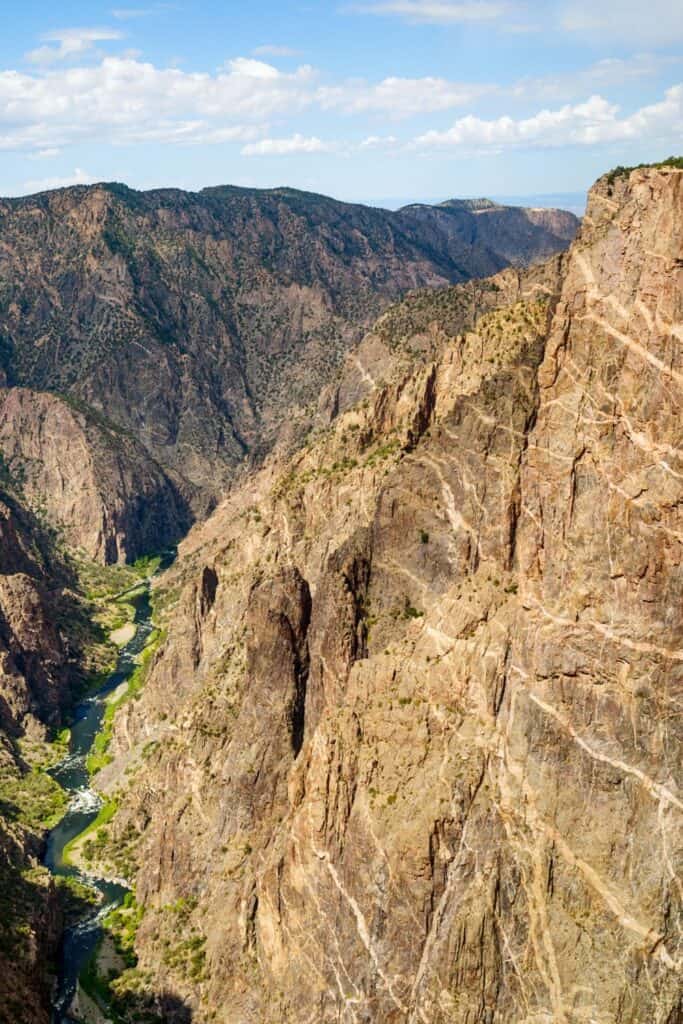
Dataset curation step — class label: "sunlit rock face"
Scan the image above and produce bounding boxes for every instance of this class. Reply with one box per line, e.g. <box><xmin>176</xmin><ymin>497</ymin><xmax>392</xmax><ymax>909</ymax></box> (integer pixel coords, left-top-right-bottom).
<box><xmin>89</xmin><ymin>168</ymin><xmax>683</xmax><ymax>1023</ymax></box>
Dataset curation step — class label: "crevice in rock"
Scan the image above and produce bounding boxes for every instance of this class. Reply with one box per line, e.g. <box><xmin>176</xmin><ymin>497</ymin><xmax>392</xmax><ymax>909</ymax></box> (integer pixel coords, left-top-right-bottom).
<box><xmin>198</xmin><ymin>566</ymin><xmax>218</xmax><ymax>618</ymax></box>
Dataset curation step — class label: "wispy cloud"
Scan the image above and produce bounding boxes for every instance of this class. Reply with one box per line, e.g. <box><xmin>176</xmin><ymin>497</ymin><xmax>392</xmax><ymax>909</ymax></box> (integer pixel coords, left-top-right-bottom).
<box><xmin>512</xmin><ymin>54</ymin><xmax>683</xmax><ymax>102</ymax></box>
<box><xmin>560</xmin><ymin>0</ymin><xmax>683</xmax><ymax>46</ymax></box>
<box><xmin>29</xmin><ymin>148</ymin><xmax>62</xmax><ymax>160</ymax></box>
<box><xmin>413</xmin><ymin>85</ymin><xmax>683</xmax><ymax>151</ymax></box>
<box><xmin>111</xmin><ymin>4</ymin><xmax>174</xmax><ymax>18</ymax></box>
<box><xmin>252</xmin><ymin>45</ymin><xmax>301</xmax><ymax>57</ymax></box>
<box><xmin>360</xmin><ymin>134</ymin><xmax>399</xmax><ymax>147</ymax></box>
<box><xmin>347</xmin><ymin>1</ymin><xmax>512</xmax><ymax>24</ymax></box>
<box><xmin>26</xmin><ymin>27</ymin><xmax>123</xmax><ymax>65</ymax></box>
<box><xmin>22</xmin><ymin>167</ymin><xmax>95</xmax><ymax>193</ymax></box>
<box><xmin>242</xmin><ymin>134</ymin><xmax>337</xmax><ymax>156</ymax></box>
<box><xmin>319</xmin><ymin>76</ymin><xmax>494</xmax><ymax>117</ymax></box>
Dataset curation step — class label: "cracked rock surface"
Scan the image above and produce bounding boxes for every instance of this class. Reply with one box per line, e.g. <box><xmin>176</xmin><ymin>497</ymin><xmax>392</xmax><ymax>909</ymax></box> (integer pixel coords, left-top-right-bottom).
<box><xmin>99</xmin><ymin>167</ymin><xmax>681</xmax><ymax>1023</ymax></box>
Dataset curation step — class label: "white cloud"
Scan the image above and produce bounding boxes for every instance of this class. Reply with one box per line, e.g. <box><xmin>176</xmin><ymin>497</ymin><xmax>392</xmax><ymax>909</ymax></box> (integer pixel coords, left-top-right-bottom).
<box><xmin>314</xmin><ymin>55</ymin><xmax>677</xmax><ymax>121</ymax></box>
<box><xmin>241</xmin><ymin>134</ymin><xmax>337</xmax><ymax>156</ymax></box>
<box><xmin>225</xmin><ymin>57</ymin><xmax>283</xmax><ymax>79</ymax></box>
<box><xmin>252</xmin><ymin>45</ymin><xmax>300</xmax><ymax>57</ymax></box>
<box><xmin>560</xmin><ymin>0</ymin><xmax>683</xmax><ymax>46</ymax></box>
<box><xmin>22</xmin><ymin>167</ymin><xmax>95</xmax><ymax>194</ymax></box>
<box><xmin>318</xmin><ymin>56</ymin><xmax>680</xmax><ymax>123</ymax></box>
<box><xmin>413</xmin><ymin>85</ymin><xmax>683</xmax><ymax>150</ymax></box>
<box><xmin>318</xmin><ymin>76</ymin><xmax>493</xmax><ymax>117</ymax></box>
<box><xmin>348</xmin><ymin>1</ymin><xmax>512</xmax><ymax>24</ymax></box>
<box><xmin>512</xmin><ymin>54</ymin><xmax>683</xmax><ymax>102</ymax></box>
<box><xmin>26</xmin><ymin>28</ymin><xmax>124</xmax><ymax>65</ymax></box>
<box><xmin>0</xmin><ymin>56</ymin><xmax>315</xmax><ymax>152</ymax></box>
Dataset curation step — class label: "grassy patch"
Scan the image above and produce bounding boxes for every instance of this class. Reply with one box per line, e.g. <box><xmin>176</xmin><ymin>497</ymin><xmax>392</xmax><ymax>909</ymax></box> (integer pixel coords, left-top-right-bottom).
<box><xmin>133</xmin><ymin>554</ymin><xmax>162</xmax><ymax>577</ymax></box>
<box><xmin>402</xmin><ymin>601</ymin><xmax>424</xmax><ymax>621</ymax></box>
<box><xmin>18</xmin><ymin>727</ymin><xmax>70</xmax><ymax>772</ymax></box>
<box><xmin>105</xmin><ymin>892</ymin><xmax>145</xmax><ymax>967</ymax></box>
<box><xmin>163</xmin><ymin>933</ymin><xmax>207</xmax><ymax>981</ymax></box>
<box><xmin>63</xmin><ymin>797</ymin><xmax>119</xmax><ymax>866</ymax></box>
<box><xmin>0</xmin><ymin>766</ymin><xmax>67</xmax><ymax>833</ymax></box>
<box><xmin>86</xmin><ymin>627</ymin><xmax>165</xmax><ymax>776</ymax></box>
<box><xmin>79</xmin><ymin>893</ymin><xmax>170</xmax><ymax>1024</ymax></box>
<box><xmin>71</xmin><ymin>556</ymin><xmax>144</xmax><ymax>603</ymax></box>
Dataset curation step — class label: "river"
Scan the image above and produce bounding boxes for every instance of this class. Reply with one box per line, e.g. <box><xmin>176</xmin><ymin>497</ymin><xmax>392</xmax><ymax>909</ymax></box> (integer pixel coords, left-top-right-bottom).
<box><xmin>44</xmin><ymin>584</ymin><xmax>155</xmax><ymax>1024</ymax></box>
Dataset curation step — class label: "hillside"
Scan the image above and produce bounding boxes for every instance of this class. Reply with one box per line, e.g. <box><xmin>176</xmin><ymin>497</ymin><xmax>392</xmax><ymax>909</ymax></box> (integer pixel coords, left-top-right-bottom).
<box><xmin>0</xmin><ymin>183</ymin><xmax>577</xmax><ymax>523</ymax></box>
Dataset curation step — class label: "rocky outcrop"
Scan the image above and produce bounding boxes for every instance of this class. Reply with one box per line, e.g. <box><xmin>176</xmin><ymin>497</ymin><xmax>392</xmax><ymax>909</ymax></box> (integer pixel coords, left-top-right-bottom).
<box><xmin>317</xmin><ymin>255</ymin><xmax>563</xmax><ymax>423</ymax></box>
<box><xmin>0</xmin><ymin>388</ymin><xmax>190</xmax><ymax>564</ymax></box>
<box><xmin>0</xmin><ymin>813</ymin><xmax>62</xmax><ymax>1024</ymax></box>
<box><xmin>0</xmin><ymin>490</ymin><xmax>77</xmax><ymax>737</ymax></box>
<box><xmin>0</xmin><ymin>183</ymin><xmax>578</xmax><ymax>504</ymax></box>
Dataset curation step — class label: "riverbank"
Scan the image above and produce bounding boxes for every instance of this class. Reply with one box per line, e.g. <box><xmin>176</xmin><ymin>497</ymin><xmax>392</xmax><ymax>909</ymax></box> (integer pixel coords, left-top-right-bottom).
<box><xmin>42</xmin><ymin>555</ymin><xmax>169</xmax><ymax>1024</ymax></box>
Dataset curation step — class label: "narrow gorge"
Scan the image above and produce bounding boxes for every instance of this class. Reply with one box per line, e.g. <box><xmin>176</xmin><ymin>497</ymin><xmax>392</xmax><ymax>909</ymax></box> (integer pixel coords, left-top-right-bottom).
<box><xmin>0</xmin><ymin>163</ymin><xmax>680</xmax><ymax>1024</ymax></box>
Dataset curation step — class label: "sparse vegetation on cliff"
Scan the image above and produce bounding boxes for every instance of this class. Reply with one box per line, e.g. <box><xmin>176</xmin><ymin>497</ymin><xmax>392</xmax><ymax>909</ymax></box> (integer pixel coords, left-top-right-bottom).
<box><xmin>0</xmin><ymin>767</ymin><xmax>67</xmax><ymax>834</ymax></box>
<box><xmin>606</xmin><ymin>155</ymin><xmax>683</xmax><ymax>185</ymax></box>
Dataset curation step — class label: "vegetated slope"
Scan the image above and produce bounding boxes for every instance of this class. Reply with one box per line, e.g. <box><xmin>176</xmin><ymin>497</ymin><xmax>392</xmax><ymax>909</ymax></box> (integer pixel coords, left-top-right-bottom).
<box><xmin>92</xmin><ymin>164</ymin><xmax>682</xmax><ymax>1023</ymax></box>
<box><xmin>0</xmin><ymin>182</ymin><xmax>578</xmax><ymax>507</ymax></box>
<box><xmin>0</xmin><ymin>459</ymin><xmax>177</xmax><ymax>1021</ymax></box>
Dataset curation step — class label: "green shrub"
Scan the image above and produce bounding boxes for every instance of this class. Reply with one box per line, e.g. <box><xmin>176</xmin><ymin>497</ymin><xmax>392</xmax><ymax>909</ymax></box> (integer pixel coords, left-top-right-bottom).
<box><xmin>0</xmin><ymin>767</ymin><xmax>67</xmax><ymax>832</ymax></box>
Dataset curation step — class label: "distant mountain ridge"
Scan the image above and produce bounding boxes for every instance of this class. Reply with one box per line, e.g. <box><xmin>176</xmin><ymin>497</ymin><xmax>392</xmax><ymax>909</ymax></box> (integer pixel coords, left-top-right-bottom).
<box><xmin>0</xmin><ymin>180</ymin><xmax>577</xmax><ymax>561</ymax></box>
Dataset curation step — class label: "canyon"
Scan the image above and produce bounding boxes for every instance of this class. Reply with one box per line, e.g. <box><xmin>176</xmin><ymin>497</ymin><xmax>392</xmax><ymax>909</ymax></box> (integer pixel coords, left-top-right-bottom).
<box><xmin>0</xmin><ymin>184</ymin><xmax>577</xmax><ymax>529</ymax></box>
<box><xmin>0</xmin><ymin>165</ymin><xmax>681</xmax><ymax>1024</ymax></box>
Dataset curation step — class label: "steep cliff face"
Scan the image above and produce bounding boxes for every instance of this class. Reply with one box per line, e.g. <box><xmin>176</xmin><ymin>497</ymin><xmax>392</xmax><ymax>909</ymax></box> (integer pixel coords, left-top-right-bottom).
<box><xmin>96</xmin><ymin>165</ymin><xmax>682</xmax><ymax>1023</ymax></box>
<box><xmin>0</xmin><ymin>492</ymin><xmax>77</xmax><ymax>1024</ymax></box>
<box><xmin>0</xmin><ymin>490</ymin><xmax>76</xmax><ymax>737</ymax></box>
<box><xmin>0</xmin><ymin>813</ymin><xmax>61</xmax><ymax>1024</ymax></box>
<box><xmin>399</xmin><ymin>198</ymin><xmax>578</xmax><ymax>268</ymax></box>
<box><xmin>0</xmin><ymin>388</ymin><xmax>190</xmax><ymax>564</ymax></box>
<box><xmin>0</xmin><ymin>183</ymin><xmax>577</xmax><ymax>502</ymax></box>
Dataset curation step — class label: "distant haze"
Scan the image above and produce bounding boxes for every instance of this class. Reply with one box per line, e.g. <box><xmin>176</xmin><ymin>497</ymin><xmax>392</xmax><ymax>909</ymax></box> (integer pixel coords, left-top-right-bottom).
<box><xmin>369</xmin><ymin>193</ymin><xmax>587</xmax><ymax>217</ymax></box>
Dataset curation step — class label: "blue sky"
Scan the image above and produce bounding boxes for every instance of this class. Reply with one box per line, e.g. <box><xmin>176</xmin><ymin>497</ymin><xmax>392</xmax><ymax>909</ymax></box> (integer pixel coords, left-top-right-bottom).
<box><xmin>1</xmin><ymin>0</ymin><xmax>682</xmax><ymax>204</ymax></box>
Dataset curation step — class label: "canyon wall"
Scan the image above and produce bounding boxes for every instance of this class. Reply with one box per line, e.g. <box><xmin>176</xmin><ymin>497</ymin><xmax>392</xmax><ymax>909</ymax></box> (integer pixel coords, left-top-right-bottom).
<box><xmin>0</xmin><ymin>182</ymin><xmax>578</xmax><ymax>1017</ymax></box>
<box><xmin>99</xmin><ymin>167</ymin><xmax>681</xmax><ymax>1022</ymax></box>
<box><xmin>0</xmin><ymin>387</ymin><xmax>189</xmax><ymax>564</ymax></box>
<box><xmin>0</xmin><ymin>491</ymin><xmax>75</xmax><ymax>1024</ymax></box>
<box><xmin>0</xmin><ymin>184</ymin><xmax>577</xmax><ymax>506</ymax></box>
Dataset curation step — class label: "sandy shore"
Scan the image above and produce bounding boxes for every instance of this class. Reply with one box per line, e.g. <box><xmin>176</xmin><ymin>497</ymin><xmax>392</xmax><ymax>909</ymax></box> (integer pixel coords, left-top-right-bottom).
<box><xmin>110</xmin><ymin>622</ymin><xmax>136</xmax><ymax>647</ymax></box>
<box><xmin>69</xmin><ymin>981</ymin><xmax>113</xmax><ymax>1024</ymax></box>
